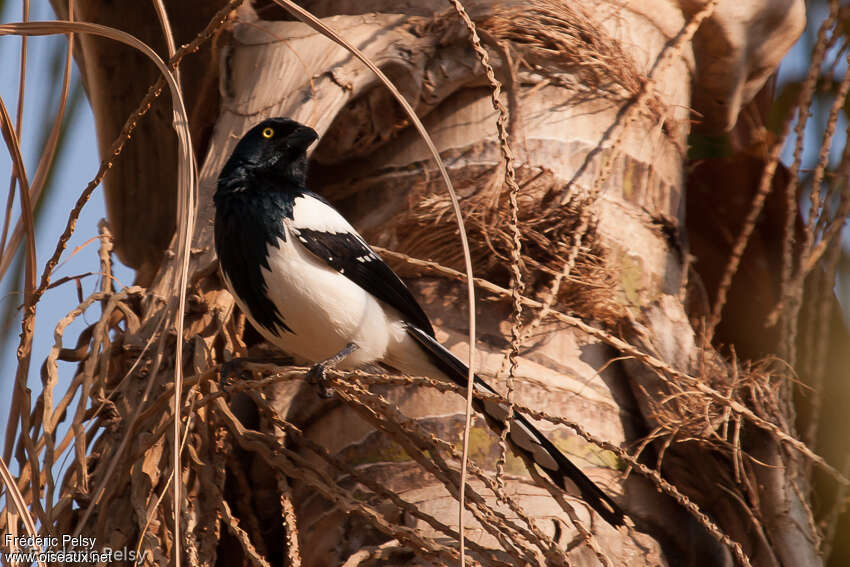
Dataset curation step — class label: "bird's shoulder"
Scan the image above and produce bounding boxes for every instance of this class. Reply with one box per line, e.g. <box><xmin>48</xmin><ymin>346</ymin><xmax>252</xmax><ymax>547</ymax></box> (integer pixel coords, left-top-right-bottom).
<box><xmin>286</xmin><ymin>192</ymin><xmax>436</xmax><ymax>337</ymax></box>
<box><xmin>287</xmin><ymin>191</ymin><xmax>359</xmax><ymax>234</ymax></box>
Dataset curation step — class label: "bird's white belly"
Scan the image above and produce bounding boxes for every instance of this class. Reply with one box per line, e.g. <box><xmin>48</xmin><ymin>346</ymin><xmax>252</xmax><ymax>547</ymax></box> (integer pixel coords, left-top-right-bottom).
<box><xmin>229</xmin><ymin>229</ymin><xmax>403</xmax><ymax>366</ymax></box>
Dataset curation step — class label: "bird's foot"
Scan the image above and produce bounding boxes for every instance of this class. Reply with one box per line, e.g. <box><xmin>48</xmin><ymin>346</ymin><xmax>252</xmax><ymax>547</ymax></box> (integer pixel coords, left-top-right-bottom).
<box><xmin>306</xmin><ymin>343</ymin><xmax>359</xmax><ymax>399</ymax></box>
<box><xmin>219</xmin><ymin>358</ymin><xmax>246</xmax><ymax>388</ymax></box>
<box><xmin>306</xmin><ymin>364</ymin><xmax>334</xmax><ymax>398</ymax></box>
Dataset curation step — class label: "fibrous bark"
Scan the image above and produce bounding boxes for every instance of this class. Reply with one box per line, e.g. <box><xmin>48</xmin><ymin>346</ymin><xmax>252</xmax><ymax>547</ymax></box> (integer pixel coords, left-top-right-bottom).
<box><xmin>41</xmin><ymin>1</ymin><xmax>819</xmax><ymax>566</ymax></box>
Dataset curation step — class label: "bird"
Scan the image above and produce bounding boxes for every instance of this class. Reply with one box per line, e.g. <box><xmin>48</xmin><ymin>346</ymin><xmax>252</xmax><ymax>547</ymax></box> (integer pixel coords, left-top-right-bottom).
<box><xmin>213</xmin><ymin>116</ymin><xmax>625</xmax><ymax>528</ymax></box>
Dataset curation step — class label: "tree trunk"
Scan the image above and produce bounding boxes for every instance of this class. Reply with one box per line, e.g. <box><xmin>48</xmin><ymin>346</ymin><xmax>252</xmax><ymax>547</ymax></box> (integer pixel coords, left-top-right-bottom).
<box><xmin>40</xmin><ymin>1</ymin><xmax>827</xmax><ymax>566</ymax></box>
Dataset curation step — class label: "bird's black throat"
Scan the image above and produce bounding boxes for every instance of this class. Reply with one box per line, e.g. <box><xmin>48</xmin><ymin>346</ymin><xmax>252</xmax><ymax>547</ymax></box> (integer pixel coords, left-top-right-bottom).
<box><xmin>217</xmin><ymin>152</ymin><xmax>308</xmax><ymax>196</ymax></box>
<box><xmin>215</xmin><ymin>185</ymin><xmax>301</xmax><ymax>335</ymax></box>
<box><xmin>214</xmin><ymin>120</ymin><xmax>313</xmax><ymax>337</ymax></box>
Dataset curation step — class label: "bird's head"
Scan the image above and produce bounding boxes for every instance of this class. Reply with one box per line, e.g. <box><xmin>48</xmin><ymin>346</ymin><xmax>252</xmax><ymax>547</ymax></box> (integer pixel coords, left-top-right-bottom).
<box><xmin>218</xmin><ymin>117</ymin><xmax>318</xmax><ymax>191</ymax></box>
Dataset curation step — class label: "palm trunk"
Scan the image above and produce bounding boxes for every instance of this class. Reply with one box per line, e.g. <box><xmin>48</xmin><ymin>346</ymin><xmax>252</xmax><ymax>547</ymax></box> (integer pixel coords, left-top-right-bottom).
<box><xmin>41</xmin><ymin>1</ymin><xmax>819</xmax><ymax>566</ymax></box>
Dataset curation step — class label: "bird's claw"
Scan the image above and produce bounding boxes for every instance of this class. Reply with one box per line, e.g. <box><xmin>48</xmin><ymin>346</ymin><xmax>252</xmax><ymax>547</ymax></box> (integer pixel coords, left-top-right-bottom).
<box><xmin>219</xmin><ymin>358</ymin><xmax>246</xmax><ymax>388</ymax></box>
<box><xmin>306</xmin><ymin>363</ymin><xmax>335</xmax><ymax>398</ymax></box>
<box><xmin>305</xmin><ymin>343</ymin><xmax>357</xmax><ymax>398</ymax></box>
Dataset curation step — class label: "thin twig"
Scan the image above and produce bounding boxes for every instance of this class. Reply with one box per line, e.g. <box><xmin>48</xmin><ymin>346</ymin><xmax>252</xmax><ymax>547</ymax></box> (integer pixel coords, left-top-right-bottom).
<box><xmin>445</xmin><ymin>2</ymin><xmax>524</xmax><ymax>563</ymax></box>
<box><xmin>268</xmin><ymin>1</ymin><xmax>480</xmax><ymax>560</ymax></box>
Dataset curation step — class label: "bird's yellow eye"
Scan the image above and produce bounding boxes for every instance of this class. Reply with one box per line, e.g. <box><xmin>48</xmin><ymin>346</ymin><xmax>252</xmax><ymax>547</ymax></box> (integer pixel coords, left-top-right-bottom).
<box><xmin>262</xmin><ymin>127</ymin><xmax>274</xmax><ymax>139</ymax></box>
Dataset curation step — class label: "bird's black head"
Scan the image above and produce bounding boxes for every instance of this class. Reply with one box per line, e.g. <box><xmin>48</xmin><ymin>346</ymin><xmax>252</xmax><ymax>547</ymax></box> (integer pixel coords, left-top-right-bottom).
<box><xmin>217</xmin><ymin>117</ymin><xmax>318</xmax><ymax>193</ymax></box>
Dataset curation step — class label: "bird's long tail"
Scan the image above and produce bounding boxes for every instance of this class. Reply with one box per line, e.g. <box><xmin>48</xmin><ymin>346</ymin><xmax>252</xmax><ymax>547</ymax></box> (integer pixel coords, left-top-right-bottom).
<box><xmin>404</xmin><ymin>324</ymin><xmax>625</xmax><ymax>528</ymax></box>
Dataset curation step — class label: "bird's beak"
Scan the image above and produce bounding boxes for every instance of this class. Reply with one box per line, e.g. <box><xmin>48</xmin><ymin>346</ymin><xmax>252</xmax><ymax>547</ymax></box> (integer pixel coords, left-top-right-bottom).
<box><xmin>289</xmin><ymin>126</ymin><xmax>319</xmax><ymax>151</ymax></box>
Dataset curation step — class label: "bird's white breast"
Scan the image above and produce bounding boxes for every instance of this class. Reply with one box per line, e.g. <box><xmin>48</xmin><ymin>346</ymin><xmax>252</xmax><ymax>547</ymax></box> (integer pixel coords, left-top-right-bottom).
<box><xmin>227</xmin><ymin>221</ymin><xmax>405</xmax><ymax>367</ymax></box>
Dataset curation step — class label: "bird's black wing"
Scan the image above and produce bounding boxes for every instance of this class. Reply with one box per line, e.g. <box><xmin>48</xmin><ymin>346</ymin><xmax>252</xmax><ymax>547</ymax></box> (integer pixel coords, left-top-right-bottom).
<box><xmin>288</xmin><ymin>193</ymin><xmax>435</xmax><ymax>337</ymax></box>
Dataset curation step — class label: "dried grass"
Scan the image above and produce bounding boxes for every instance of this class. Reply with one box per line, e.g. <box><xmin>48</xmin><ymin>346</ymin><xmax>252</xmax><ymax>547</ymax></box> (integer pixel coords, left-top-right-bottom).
<box><xmin>391</xmin><ymin>165</ymin><xmax>624</xmax><ymax>327</ymax></box>
<box><xmin>0</xmin><ymin>1</ymin><xmax>848</xmax><ymax>566</ymax></box>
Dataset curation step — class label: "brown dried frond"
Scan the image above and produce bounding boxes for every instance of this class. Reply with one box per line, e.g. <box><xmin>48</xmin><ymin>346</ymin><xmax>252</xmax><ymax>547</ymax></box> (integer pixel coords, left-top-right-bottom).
<box><xmin>645</xmin><ymin>349</ymin><xmax>793</xmax><ymax>457</ymax></box>
<box><xmin>476</xmin><ymin>0</ymin><xmax>643</xmax><ymax>101</ymax></box>
<box><xmin>391</xmin><ymin>165</ymin><xmax>624</xmax><ymax>327</ymax></box>
<box><xmin>318</xmin><ymin>0</ymin><xmax>670</xmax><ymax>166</ymax></box>
<box><xmin>410</xmin><ymin>0</ymin><xmax>653</xmax><ymax>109</ymax></box>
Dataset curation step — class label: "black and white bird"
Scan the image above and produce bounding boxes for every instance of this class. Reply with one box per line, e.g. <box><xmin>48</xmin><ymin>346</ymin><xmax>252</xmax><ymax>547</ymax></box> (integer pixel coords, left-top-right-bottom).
<box><xmin>214</xmin><ymin>117</ymin><xmax>625</xmax><ymax>528</ymax></box>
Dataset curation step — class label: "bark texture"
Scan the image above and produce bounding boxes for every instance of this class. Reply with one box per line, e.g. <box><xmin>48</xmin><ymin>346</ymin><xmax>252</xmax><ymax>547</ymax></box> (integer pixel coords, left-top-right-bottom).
<box><xmin>44</xmin><ymin>0</ymin><xmax>826</xmax><ymax>566</ymax></box>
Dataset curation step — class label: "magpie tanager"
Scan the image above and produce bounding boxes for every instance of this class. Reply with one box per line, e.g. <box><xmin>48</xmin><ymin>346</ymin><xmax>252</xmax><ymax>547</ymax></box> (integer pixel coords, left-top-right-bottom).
<box><xmin>214</xmin><ymin>117</ymin><xmax>625</xmax><ymax>528</ymax></box>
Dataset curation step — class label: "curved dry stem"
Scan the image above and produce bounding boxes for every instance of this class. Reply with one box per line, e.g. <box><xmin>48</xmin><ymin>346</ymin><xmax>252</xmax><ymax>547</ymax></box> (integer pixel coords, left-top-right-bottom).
<box><xmin>0</xmin><ymin>5</ymin><xmax>76</xmax><ymax>283</ymax></box>
<box><xmin>151</xmin><ymin>2</ymin><xmax>188</xmax><ymax>563</ymax></box>
<box><xmin>0</xmin><ymin>456</ymin><xmax>46</xmax><ymax>567</ymax></box>
<box><xmin>0</xmin><ymin>22</ymin><xmax>196</xmax><ymax>562</ymax></box>
<box><xmin>444</xmin><ymin>1</ymin><xmax>525</xmax><ymax>562</ymax></box>
<box><xmin>267</xmin><ymin>1</ymin><xmax>479</xmax><ymax>557</ymax></box>
<box><xmin>373</xmin><ymin>245</ymin><xmax>849</xmax><ymax>487</ymax></box>
<box><xmin>0</xmin><ymin>97</ymin><xmax>39</xmax><ymax>508</ymax></box>
<box><xmin>1</xmin><ymin>0</ymin><xmax>29</xmax><ymax>264</ymax></box>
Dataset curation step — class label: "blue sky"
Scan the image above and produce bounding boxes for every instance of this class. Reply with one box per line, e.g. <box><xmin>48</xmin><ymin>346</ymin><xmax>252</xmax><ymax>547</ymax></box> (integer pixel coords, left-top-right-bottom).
<box><xmin>0</xmin><ymin>1</ymin><xmax>134</xmax><ymax>451</ymax></box>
